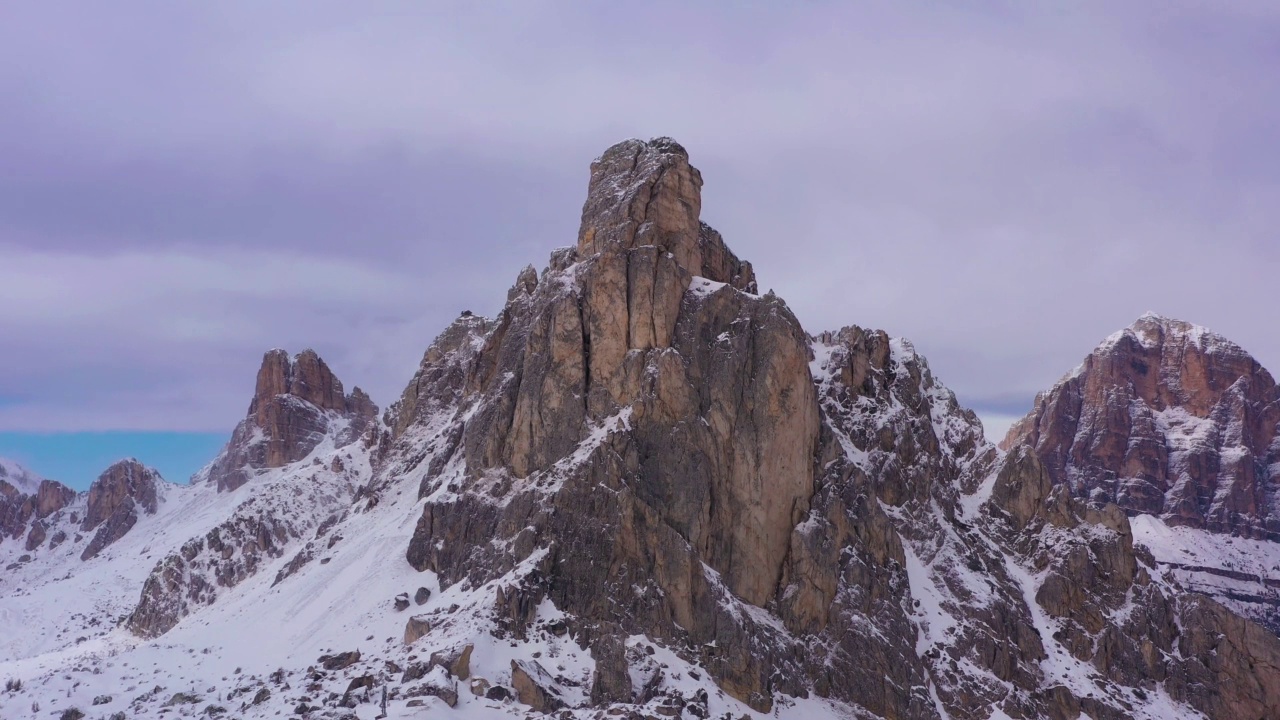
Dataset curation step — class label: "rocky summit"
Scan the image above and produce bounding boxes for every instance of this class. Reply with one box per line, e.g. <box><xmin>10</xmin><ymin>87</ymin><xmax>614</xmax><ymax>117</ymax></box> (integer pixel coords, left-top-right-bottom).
<box><xmin>205</xmin><ymin>348</ymin><xmax>378</xmax><ymax>492</ymax></box>
<box><xmin>1005</xmin><ymin>313</ymin><xmax>1279</xmax><ymax>540</ymax></box>
<box><xmin>1</xmin><ymin>139</ymin><xmax>1279</xmax><ymax>720</ymax></box>
<box><xmin>1005</xmin><ymin>312</ymin><xmax>1280</xmax><ymax>635</ymax></box>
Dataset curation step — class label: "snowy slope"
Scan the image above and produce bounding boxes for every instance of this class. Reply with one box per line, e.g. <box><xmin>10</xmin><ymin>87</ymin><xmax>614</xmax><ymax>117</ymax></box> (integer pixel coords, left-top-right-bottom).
<box><xmin>0</xmin><ymin>409</ymin><xmax>858</xmax><ymax>720</ymax></box>
<box><xmin>1132</xmin><ymin>514</ymin><xmax>1280</xmax><ymax>631</ymax></box>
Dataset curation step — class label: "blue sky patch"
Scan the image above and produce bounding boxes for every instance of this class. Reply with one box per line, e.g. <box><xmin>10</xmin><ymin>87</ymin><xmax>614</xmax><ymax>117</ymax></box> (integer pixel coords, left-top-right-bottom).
<box><xmin>0</xmin><ymin>432</ymin><xmax>227</xmax><ymax>490</ymax></box>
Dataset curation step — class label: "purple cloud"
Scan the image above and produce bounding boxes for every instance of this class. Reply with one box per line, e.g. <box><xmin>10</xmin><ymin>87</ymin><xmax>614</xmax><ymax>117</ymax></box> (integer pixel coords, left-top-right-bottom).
<box><xmin>0</xmin><ymin>1</ymin><xmax>1277</xmax><ymax>437</ymax></box>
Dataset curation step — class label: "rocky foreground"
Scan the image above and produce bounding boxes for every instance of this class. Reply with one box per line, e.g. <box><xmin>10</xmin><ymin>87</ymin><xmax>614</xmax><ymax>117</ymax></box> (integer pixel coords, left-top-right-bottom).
<box><xmin>1</xmin><ymin>138</ymin><xmax>1278</xmax><ymax>720</ymax></box>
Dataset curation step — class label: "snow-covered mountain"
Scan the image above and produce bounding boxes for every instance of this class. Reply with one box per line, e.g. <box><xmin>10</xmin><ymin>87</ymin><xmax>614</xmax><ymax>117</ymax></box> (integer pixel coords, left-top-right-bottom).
<box><xmin>1004</xmin><ymin>313</ymin><xmax>1280</xmax><ymax>633</ymax></box>
<box><xmin>1</xmin><ymin>139</ymin><xmax>1278</xmax><ymax>720</ymax></box>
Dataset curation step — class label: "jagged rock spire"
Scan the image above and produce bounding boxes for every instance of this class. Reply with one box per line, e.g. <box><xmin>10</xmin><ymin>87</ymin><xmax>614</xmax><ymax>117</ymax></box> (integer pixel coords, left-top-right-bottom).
<box><xmin>397</xmin><ymin>137</ymin><xmax>818</xmax><ymax>711</ymax></box>
<box><xmin>206</xmin><ymin>349</ymin><xmax>377</xmax><ymax>492</ymax></box>
<box><xmin>577</xmin><ymin>137</ymin><xmax>756</xmax><ymax>292</ymax></box>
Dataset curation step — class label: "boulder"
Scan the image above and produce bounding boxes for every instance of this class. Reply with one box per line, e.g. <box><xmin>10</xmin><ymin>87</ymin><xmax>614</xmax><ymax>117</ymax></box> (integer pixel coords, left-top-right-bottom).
<box><xmin>318</xmin><ymin>650</ymin><xmax>360</xmax><ymax>671</ymax></box>
<box><xmin>403</xmin><ymin>615</ymin><xmax>431</xmax><ymax>645</ymax></box>
<box><xmin>510</xmin><ymin>659</ymin><xmax>563</xmax><ymax>712</ymax></box>
<box><xmin>430</xmin><ymin>644</ymin><xmax>472</xmax><ymax>681</ymax></box>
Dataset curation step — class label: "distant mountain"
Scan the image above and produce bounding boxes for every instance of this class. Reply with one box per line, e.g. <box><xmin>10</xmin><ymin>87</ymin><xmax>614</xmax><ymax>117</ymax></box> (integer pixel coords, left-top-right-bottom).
<box><xmin>1004</xmin><ymin>313</ymin><xmax>1280</xmax><ymax>633</ymax></box>
<box><xmin>1005</xmin><ymin>313</ymin><xmax>1279</xmax><ymax>539</ymax></box>
<box><xmin>200</xmin><ymin>348</ymin><xmax>377</xmax><ymax>492</ymax></box>
<box><xmin>1</xmin><ymin>140</ymin><xmax>1277</xmax><ymax>720</ymax></box>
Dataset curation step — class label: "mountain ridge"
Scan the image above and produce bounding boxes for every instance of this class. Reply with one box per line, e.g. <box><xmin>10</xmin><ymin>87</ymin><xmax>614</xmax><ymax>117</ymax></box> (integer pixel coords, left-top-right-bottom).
<box><xmin>0</xmin><ymin>138</ymin><xmax>1278</xmax><ymax>720</ymax></box>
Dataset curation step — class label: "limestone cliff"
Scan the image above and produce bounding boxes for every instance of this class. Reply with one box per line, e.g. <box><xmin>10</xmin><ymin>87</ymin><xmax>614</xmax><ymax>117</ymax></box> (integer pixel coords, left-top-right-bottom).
<box><xmin>80</xmin><ymin>459</ymin><xmax>164</xmax><ymax>561</ymax></box>
<box><xmin>373</xmin><ymin>139</ymin><xmax>1280</xmax><ymax>719</ymax></box>
<box><xmin>1004</xmin><ymin>313</ymin><xmax>1279</xmax><ymax>540</ymax></box>
<box><xmin>205</xmin><ymin>349</ymin><xmax>377</xmax><ymax>492</ymax></box>
<box><xmin>1005</xmin><ymin>313</ymin><xmax>1280</xmax><ymax>633</ymax></box>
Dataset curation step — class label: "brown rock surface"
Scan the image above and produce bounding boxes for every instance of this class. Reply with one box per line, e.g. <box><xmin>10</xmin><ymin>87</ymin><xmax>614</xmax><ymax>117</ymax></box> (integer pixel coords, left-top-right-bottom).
<box><xmin>1004</xmin><ymin>314</ymin><xmax>1280</xmax><ymax>540</ymax></box>
<box><xmin>576</xmin><ymin>137</ymin><xmax>756</xmax><ymax>293</ymax></box>
<box><xmin>1168</xmin><ymin>594</ymin><xmax>1280</xmax><ymax>718</ymax></box>
<box><xmin>978</xmin><ymin>444</ymin><xmax>1280</xmax><ymax>720</ymax></box>
<box><xmin>207</xmin><ymin>349</ymin><xmax>377</xmax><ymax>492</ymax></box>
<box><xmin>82</xmin><ymin>459</ymin><xmax>160</xmax><ymax>532</ymax></box>
<box><xmin>430</xmin><ymin>644</ymin><xmax>472</xmax><ymax>680</ymax></box>
<box><xmin>510</xmin><ymin>659</ymin><xmax>563</xmax><ymax>712</ymax></box>
<box><xmin>78</xmin><ymin>459</ymin><xmax>164</xmax><ymax>560</ymax></box>
<box><xmin>0</xmin><ymin>478</ymin><xmax>75</xmax><ymax>546</ymax></box>
<box><xmin>403</xmin><ymin>615</ymin><xmax>431</xmax><ymax>645</ymax></box>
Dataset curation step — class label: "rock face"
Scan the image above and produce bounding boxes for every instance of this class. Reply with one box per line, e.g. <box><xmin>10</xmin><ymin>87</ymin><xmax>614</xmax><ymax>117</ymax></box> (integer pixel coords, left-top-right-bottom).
<box><xmin>576</xmin><ymin>137</ymin><xmax>757</xmax><ymax>294</ymax></box>
<box><xmin>12</xmin><ymin>138</ymin><xmax>1280</xmax><ymax>720</ymax></box>
<box><xmin>398</xmin><ymin>140</ymin><xmax>817</xmax><ymax>696</ymax></box>
<box><xmin>80</xmin><ymin>459</ymin><xmax>164</xmax><ymax>561</ymax></box>
<box><xmin>510</xmin><ymin>660</ymin><xmax>564</xmax><ymax>712</ymax></box>
<box><xmin>0</xmin><ymin>459</ymin><xmax>75</xmax><ymax>548</ymax></box>
<box><xmin>978</xmin><ymin>446</ymin><xmax>1280</xmax><ymax>720</ymax></box>
<box><xmin>1004</xmin><ymin>314</ymin><xmax>1280</xmax><ymax>540</ymax></box>
<box><xmin>379</xmin><ymin>139</ymin><xmax>1280</xmax><ymax>720</ymax></box>
<box><xmin>1005</xmin><ymin>314</ymin><xmax>1280</xmax><ymax>635</ymax></box>
<box><xmin>206</xmin><ymin>349</ymin><xmax>377</xmax><ymax>491</ymax></box>
<box><xmin>393</xmin><ymin>138</ymin><xmax>822</xmax><ymax>711</ymax></box>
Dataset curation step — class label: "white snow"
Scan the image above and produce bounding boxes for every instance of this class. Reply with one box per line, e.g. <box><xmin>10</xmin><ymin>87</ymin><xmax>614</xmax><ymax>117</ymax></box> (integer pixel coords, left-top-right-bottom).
<box><xmin>901</xmin><ymin>542</ymin><xmax>957</xmax><ymax>655</ymax></box>
<box><xmin>958</xmin><ymin>470</ymin><xmax>999</xmax><ymax>520</ymax></box>
<box><xmin>1131</xmin><ymin>514</ymin><xmax>1280</xmax><ymax>620</ymax></box>
<box><xmin>686</xmin><ymin>276</ymin><xmax>727</xmax><ymax>298</ymax></box>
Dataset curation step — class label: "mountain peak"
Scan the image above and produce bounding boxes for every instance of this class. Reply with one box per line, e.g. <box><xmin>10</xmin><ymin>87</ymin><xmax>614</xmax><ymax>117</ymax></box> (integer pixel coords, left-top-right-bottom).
<box><xmin>1094</xmin><ymin>313</ymin><xmax>1236</xmax><ymax>355</ymax></box>
<box><xmin>80</xmin><ymin>458</ymin><xmax>165</xmax><ymax>561</ymax></box>
<box><xmin>206</xmin><ymin>348</ymin><xmax>378</xmax><ymax>492</ymax></box>
<box><xmin>251</xmin><ymin>348</ymin><xmax>350</xmax><ymax>417</ymax></box>
<box><xmin>0</xmin><ymin>456</ymin><xmax>75</xmax><ymax>550</ymax></box>
<box><xmin>1005</xmin><ymin>315</ymin><xmax>1279</xmax><ymax>540</ymax></box>
<box><xmin>576</xmin><ymin>137</ymin><xmax>756</xmax><ymax>292</ymax></box>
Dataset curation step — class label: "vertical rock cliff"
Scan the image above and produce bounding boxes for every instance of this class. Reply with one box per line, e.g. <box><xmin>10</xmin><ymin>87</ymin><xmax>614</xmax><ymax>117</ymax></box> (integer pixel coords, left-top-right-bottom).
<box><xmin>375</xmin><ymin>139</ymin><xmax>1280</xmax><ymax>719</ymax></box>
<box><xmin>1005</xmin><ymin>313</ymin><xmax>1279</xmax><ymax>540</ymax></box>
<box><xmin>1005</xmin><ymin>313</ymin><xmax>1280</xmax><ymax>633</ymax></box>
<box><xmin>205</xmin><ymin>348</ymin><xmax>377</xmax><ymax>492</ymax></box>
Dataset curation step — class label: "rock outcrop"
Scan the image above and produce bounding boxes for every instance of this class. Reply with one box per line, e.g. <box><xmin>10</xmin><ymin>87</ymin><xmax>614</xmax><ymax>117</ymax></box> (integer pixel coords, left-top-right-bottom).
<box><xmin>0</xmin><ymin>460</ymin><xmax>75</xmax><ymax>548</ymax></box>
<box><xmin>977</xmin><ymin>446</ymin><xmax>1280</xmax><ymax>720</ymax></box>
<box><xmin>206</xmin><ymin>349</ymin><xmax>377</xmax><ymax>492</ymax></box>
<box><xmin>381</xmin><ymin>139</ymin><xmax>1280</xmax><ymax>720</ymax></box>
<box><xmin>1004</xmin><ymin>314</ymin><xmax>1280</xmax><ymax>633</ymax></box>
<box><xmin>80</xmin><ymin>459</ymin><xmax>164</xmax><ymax>561</ymax></box>
<box><xmin>11</xmin><ymin>138</ymin><xmax>1280</xmax><ymax>720</ymax></box>
<box><xmin>1004</xmin><ymin>313</ymin><xmax>1280</xmax><ymax>540</ymax></box>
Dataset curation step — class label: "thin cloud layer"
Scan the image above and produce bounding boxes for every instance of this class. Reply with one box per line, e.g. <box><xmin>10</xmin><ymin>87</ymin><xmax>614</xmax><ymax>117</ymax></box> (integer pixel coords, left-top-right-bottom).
<box><xmin>1</xmin><ymin>1</ymin><xmax>1277</xmax><ymax>436</ymax></box>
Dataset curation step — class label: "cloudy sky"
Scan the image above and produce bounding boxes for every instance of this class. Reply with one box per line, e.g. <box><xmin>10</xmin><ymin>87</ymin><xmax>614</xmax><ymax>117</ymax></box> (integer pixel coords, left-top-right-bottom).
<box><xmin>2</xmin><ymin>1</ymin><xmax>1277</xmax><ymax>488</ymax></box>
